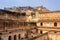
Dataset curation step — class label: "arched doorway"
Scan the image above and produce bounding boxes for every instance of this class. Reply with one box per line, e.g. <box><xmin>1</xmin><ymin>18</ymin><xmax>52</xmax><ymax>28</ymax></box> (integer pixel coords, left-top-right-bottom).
<box><xmin>14</xmin><ymin>35</ymin><xmax>16</xmax><ymax>40</ymax></box>
<box><xmin>8</xmin><ymin>36</ymin><xmax>11</xmax><ymax>40</ymax></box>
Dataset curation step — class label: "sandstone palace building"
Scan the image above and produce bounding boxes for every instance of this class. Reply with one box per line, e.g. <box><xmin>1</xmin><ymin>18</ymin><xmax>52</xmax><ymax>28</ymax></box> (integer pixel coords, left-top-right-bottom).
<box><xmin>0</xmin><ymin>6</ymin><xmax>60</xmax><ymax>40</ymax></box>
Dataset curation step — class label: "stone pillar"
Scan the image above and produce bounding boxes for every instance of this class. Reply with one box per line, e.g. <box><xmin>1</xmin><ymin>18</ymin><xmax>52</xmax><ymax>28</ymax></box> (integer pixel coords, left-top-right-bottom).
<box><xmin>38</xmin><ymin>30</ymin><xmax>40</xmax><ymax>34</ymax></box>
<box><xmin>16</xmin><ymin>35</ymin><xmax>18</xmax><ymax>40</ymax></box>
<box><xmin>12</xmin><ymin>35</ymin><xmax>14</xmax><ymax>40</ymax></box>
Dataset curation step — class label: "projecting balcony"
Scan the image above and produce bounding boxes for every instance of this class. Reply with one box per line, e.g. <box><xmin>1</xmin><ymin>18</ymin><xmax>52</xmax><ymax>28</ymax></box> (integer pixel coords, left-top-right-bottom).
<box><xmin>0</xmin><ymin>14</ymin><xmax>27</xmax><ymax>22</ymax></box>
<box><xmin>0</xmin><ymin>14</ymin><xmax>17</xmax><ymax>20</ymax></box>
<box><xmin>0</xmin><ymin>21</ymin><xmax>36</xmax><ymax>32</ymax></box>
<box><xmin>1</xmin><ymin>25</ymin><xmax>35</xmax><ymax>32</ymax></box>
<box><xmin>6</xmin><ymin>25</ymin><xmax>36</xmax><ymax>31</ymax></box>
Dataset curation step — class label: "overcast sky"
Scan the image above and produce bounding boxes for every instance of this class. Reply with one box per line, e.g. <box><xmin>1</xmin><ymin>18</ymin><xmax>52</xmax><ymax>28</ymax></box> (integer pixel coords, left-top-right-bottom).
<box><xmin>0</xmin><ymin>0</ymin><xmax>60</xmax><ymax>10</ymax></box>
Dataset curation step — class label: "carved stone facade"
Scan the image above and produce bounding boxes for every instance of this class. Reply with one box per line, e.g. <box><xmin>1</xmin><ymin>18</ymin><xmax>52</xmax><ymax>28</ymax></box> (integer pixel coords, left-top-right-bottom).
<box><xmin>0</xmin><ymin>6</ymin><xmax>60</xmax><ymax>40</ymax></box>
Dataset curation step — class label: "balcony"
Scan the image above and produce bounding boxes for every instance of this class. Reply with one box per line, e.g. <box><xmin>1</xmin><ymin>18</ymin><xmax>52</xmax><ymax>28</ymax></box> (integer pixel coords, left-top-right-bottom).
<box><xmin>0</xmin><ymin>14</ymin><xmax>27</xmax><ymax>22</ymax></box>
<box><xmin>0</xmin><ymin>14</ymin><xmax>17</xmax><ymax>20</ymax></box>
<box><xmin>0</xmin><ymin>21</ymin><xmax>36</xmax><ymax>32</ymax></box>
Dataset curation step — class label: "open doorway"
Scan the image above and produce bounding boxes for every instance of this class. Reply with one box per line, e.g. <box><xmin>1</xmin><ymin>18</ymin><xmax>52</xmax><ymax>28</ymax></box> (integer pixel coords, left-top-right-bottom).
<box><xmin>8</xmin><ymin>36</ymin><xmax>11</xmax><ymax>40</ymax></box>
<box><xmin>14</xmin><ymin>35</ymin><xmax>16</xmax><ymax>40</ymax></box>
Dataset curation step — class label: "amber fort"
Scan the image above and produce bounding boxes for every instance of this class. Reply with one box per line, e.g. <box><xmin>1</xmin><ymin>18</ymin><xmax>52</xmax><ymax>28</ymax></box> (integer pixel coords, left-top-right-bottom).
<box><xmin>0</xmin><ymin>6</ymin><xmax>60</xmax><ymax>40</ymax></box>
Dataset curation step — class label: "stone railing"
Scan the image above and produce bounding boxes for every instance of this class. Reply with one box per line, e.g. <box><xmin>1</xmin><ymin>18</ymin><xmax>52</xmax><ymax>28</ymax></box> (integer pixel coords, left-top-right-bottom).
<box><xmin>32</xmin><ymin>31</ymin><xmax>60</xmax><ymax>40</ymax></box>
<box><xmin>30</xmin><ymin>32</ymin><xmax>49</xmax><ymax>40</ymax></box>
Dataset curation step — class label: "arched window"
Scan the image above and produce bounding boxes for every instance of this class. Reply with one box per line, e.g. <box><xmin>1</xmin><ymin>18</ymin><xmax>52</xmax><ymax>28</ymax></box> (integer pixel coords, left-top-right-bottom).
<box><xmin>14</xmin><ymin>35</ymin><xmax>16</xmax><ymax>40</ymax></box>
<box><xmin>8</xmin><ymin>36</ymin><xmax>11</xmax><ymax>40</ymax></box>
<box><xmin>40</xmin><ymin>30</ymin><xmax>43</xmax><ymax>34</ymax></box>
<box><xmin>54</xmin><ymin>22</ymin><xmax>57</xmax><ymax>26</ymax></box>
<box><xmin>41</xmin><ymin>22</ymin><xmax>43</xmax><ymax>26</ymax></box>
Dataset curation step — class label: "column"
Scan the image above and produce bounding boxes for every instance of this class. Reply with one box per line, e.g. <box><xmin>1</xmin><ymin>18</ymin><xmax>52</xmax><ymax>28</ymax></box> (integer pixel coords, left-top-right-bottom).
<box><xmin>16</xmin><ymin>35</ymin><xmax>18</xmax><ymax>40</ymax></box>
<box><xmin>38</xmin><ymin>30</ymin><xmax>40</xmax><ymax>34</ymax></box>
<box><xmin>12</xmin><ymin>35</ymin><xmax>14</xmax><ymax>40</ymax></box>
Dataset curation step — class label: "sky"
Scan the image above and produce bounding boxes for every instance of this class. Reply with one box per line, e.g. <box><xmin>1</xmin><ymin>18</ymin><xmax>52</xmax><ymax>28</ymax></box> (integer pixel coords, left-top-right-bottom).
<box><xmin>0</xmin><ymin>0</ymin><xmax>60</xmax><ymax>10</ymax></box>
